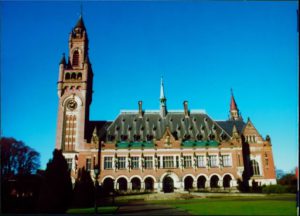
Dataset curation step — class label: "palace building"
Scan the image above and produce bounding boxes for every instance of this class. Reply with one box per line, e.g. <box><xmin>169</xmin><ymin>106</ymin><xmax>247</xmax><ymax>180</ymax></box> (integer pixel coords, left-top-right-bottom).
<box><xmin>55</xmin><ymin>16</ymin><xmax>276</xmax><ymax>193</ymax></box>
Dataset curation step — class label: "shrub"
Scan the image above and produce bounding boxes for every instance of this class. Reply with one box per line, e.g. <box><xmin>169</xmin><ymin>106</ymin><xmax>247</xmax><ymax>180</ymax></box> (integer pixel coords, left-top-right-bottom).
<box><xmin>262</xmin><ymin>184</ymin><xmax>287</xmax><ymax>194</ymax></box>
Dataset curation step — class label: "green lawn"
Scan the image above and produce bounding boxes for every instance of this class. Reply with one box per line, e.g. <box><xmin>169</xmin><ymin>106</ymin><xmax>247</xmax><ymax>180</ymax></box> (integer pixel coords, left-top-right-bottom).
<box><xmin>150</xmin><ymin>194</ymin><xmax>297</xmax><ymax>216</ymax></box>
<box><xmin>66</xmin><ymin>206</ymin><xmax>117</xmax><ymax>214</ymax></box>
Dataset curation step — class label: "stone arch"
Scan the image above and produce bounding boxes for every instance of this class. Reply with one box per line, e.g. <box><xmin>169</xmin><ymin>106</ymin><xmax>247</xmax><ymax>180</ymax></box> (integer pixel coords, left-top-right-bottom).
<box><xmin>184</xmin><ymin>176</ymin><xmax>194</xmax><ymax>191</ymax></box>
<box><xmin>142</xmin><ymin>175</ymin><xmax>156</xmax><ymax>183</ymax></box>
<box><xmin>102</xmin><ymin>177</ymin><xmax>114</xmax><ymax>194</ymax></box>
<box><xmin>197</xmin><ymin>175</ymin><xmax>207</xmax><ymax>189</ymax></box>
<box><xmin>144</xmin><ymin>177</ymin><xmax>154</xmax><ymax>191</ymax></box>
<box><xmin>209</xmin><ymin>173</ymin><xmax>222</xmax><ymax>181</ymax></box>
<box><xmin>222</xmin><ymin>173</ymin><xmax>235</xmax><ymax>181</ymax></box>
<box><xmin>77</xmin><ymin>73</ymin><xmax>82</xmax><ymax>80</ymax></box>
<box><xmin>223</xmin><ymin>174</ymin><xmax>232</xmax><ymax>188</ymax></box>
<box><xmin>116</xmin><ymin>175</ymin><xmax>129</xmax><ymax>182</ymax></box>
<box><xmin>65</xmin><ymin>73</ymin><xmax>70</xmax><ymax>80</ymax></box>
<box><xmin>182</xmin><ymin>174</ymin><xmax>196</xmax><ymax>182</ymax></box>
<box><xmin>101</xmin><ymin>175</ymin><xmax>115</xmax><ymax>183</ymax></box>
<box><xmin>210</xmin><ymin>175</ymin><xmax>220</xmax><ymax>188</ymax></box>
<box><xmin>160</xmin><ymin>172</ymin><xmax>180</xmax><ymax>183</ymax></box>
<box><xmin>131</xmin><ymin>177</ymin><xmax>141</xmax><ymax>191</ymax></box>
<box><xmin>71</xmin><ymin>73</ymin><xmax>76</xmax><ymax>79</ymax></box>
<box><xmin>72</xmin><ymin>50</ymin><xmax>80</xmax><ymax>66</ymax></box>
<box><xmin>116</xmin><ymin>176</ymin><xmax>128</xmax><ymax>191</ymax></box>
<box><xmin>129</xmin><ymin>175</ymin><xmax>143</xmax><ymax>182</ymax></box>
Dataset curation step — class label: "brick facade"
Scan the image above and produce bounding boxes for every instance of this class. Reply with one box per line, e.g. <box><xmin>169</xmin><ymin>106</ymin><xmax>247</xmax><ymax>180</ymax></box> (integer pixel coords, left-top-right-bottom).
<box><xmin>56</xmin><ymin>16</ymin><xmax>276</xmax><ymax>193</ymax></box>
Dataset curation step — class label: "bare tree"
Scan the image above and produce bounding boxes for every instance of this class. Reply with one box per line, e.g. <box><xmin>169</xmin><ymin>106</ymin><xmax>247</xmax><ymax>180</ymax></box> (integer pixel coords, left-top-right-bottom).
<box><xmin>0</xmin><ymin>137</ymin><xmax>40</xmax><ymax>177</ymax></box>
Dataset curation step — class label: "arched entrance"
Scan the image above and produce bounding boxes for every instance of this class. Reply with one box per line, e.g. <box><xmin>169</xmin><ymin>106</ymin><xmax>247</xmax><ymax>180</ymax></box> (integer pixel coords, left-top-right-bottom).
<box><xmin>144</xmin><ymin>177</ymin><xmax>154</xmax><ymax>191</ymax></box>
<box><xmin>117</xmin><ymin>177</ymin><xmax>127</xmax><ymax>191</ymax></box>
<box><xmin>223</xmin><ymin>175</ymin><xmax>232</xmax><ymax>188</ymax></box>
<box><xmin>197</xmin><ymin>176</ymin><xmax>206</xmax><ymax>189</ymax></box>
<box><xmin>102</xmin><ymin>178</ymin><xmax>114</xmax><ymax>194</ymax></box>
<box><xmin>184</xmin><ymin>176</ymin><xmax>194</xmax><ymax>191</ymax></box>
<box><xmin>163</xmin><ymin>176</ymin><xmax>174</xmax><ymax>193</ymax></box>
<box><xmin>210</xmin><ymin>175</ymin><xmax>219</xmax><ymax>188</ymax></box>
<box><xmin>131</xmin><ymin>177</ymin><xmax>141</xmax><ymax>191</ymax></box>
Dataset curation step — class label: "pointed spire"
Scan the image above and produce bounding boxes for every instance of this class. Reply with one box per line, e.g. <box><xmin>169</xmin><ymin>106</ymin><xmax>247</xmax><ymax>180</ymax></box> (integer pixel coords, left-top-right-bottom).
<box><xmin>159</xmin><ymin>77</ymin><xmax>167</xmax><ymax>117</ymax></box>
<box><xmin>75</xmin><ymin>15</ymin><xmax>86</xmax><ymax>30</ymax></box>
<box><xmin>229</xmin><ymin>89</ymin><xmax>241</xmax><ymax>121</ymax></box>
<box><xmin>160</xmin><ymin>77</ymin><xmax>165</xmax><ymax>100</ymax></box>
<box><xmin>59</xmin><ymin>53</ymin><xmax>66</xmax><ymax>65</ymax></box>
<box><xmin>230</xmin><ymin>88</ymin><xmax>238</xmax><ymax>111</ymax></box>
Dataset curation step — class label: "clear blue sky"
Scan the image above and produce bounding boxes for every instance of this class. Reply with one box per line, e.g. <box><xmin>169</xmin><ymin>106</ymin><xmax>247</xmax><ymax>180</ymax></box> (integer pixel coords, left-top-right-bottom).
<box><xmin>1</xmin><ymin>1</ymin><xmax>298</xmax><ymax>173</ymax></box>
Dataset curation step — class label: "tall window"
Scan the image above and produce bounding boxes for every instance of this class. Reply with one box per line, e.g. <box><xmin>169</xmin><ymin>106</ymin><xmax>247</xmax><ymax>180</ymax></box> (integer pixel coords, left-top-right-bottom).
<box><xmin>222</xmin><ymin>155</ymin><xmax>232</xmax><ymax>167</ymax></box>
<box><xmin>72</xmin><ymin>50</ymin><xmax>79</xmax><ymax>66</ymax></box>
<box><xmin>163</xmin><ymin>156</ymin><xmax>174</xmax><ymax>168</ymax></box>
<box><xmin>66</xmin><ymin>158</ymin><xmax>73</xmax><ymax>171</ymax></box>
<box><xmin>65</xmin><ymin>115</ymin><xmax>76</xmax><ymax>151</ymax></box>
<box><xmin>176</xmin><ymin>156</ymin><xmax>179</xmax><ymax>168</ymax></box>
<box><xmin>86</xmin><ymin>158</ymin><xmax>91</xmax><ymax>171</ymax></box>
<box><xmin>144</xmin><ymin>157</ymin><xmax>153</xmax><ymax>169</ymax></box>
<box><xmin>118</xmin><ymin>157</ymin><xmax>126</xmax><ymax>169</ymax></box>
<box><xmin>209</xmin><ymin>155</ymin><xmax>218</xmax><ymax>167</ymax></box>
<box><xmin>131</xmin><ymin>157</ymin><xmax>139</xmax><ymax>169</ymax></box>
<box><xmin>251</xmin><ymin>160</ymin><xmax>260</xmax><ymax>176</ymax></box>
<box><xmin>183</xmin><ymin>156</ymin><xmax>192</xmax><ymax>168</ymax></box>
<box><xmin>197</xmin><ymin>156</ymin><xmax>205</xmax><ymax>168</ymax></box>
<box><xmin>104</xmin><ymin>157</ymin><xmax>113</xmax><ymax>169</ymax></box>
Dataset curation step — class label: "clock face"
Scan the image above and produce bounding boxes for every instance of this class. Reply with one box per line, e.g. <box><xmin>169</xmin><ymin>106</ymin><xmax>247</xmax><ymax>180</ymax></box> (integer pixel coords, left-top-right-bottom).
<box><xmin>66</xmin><ymin>99</ymin><xmax>77</xmax><ymax>111</ymax></box>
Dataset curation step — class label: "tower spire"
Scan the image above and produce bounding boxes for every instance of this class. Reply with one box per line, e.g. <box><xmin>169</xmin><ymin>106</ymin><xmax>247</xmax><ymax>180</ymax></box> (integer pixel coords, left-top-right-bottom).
<box><xmin>229</xmin><ymin>89</ymin><xmax>241</xmax><ymax>121</ymax></box>
<box><xmin>160</xmin><ymin>77</ymin><xmax>165</xmax><ymax>100</ymax></box>
<box><xmin>159</xmin><ymin>77</ymin><xmax>167</xmax><ymax>117</ymax></box>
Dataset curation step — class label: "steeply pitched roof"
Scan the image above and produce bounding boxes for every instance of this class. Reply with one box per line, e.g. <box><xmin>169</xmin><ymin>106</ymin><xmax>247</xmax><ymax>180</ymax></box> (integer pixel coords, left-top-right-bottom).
<box><xmin>230</xmin><ymin>91</ymin><xmax>238</xmax><ymax>111</ymax></box>
<box><xmin>106</xmin><ymin>111</ymin><xmax>230</xmax><ymax>142</ymax></box>
<box><xmin>215</xmin><ymin>120</ymin><xmax>246</xmax><ymax>136</ymax></box>
<box><xmin>75</xmin><ymin>15</ymin><xmax>86</xmax><ymax>30</ymax></box>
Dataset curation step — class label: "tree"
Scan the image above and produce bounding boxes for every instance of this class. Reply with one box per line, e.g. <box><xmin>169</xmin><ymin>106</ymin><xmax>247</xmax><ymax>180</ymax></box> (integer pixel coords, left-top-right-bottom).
<box><xmin>0</xmin><ymin>137</ymin><xmax>40</xmax><ymax>177</ymax></box>
<box><xmin>72</xmin><ymin>167</ymin><xmax>95</xmax><ymax>208</ymax></box>
<box><xmin>38</xmin><ymin>149</ymin><xmax>72</xmax><ymax>213</ymax></box>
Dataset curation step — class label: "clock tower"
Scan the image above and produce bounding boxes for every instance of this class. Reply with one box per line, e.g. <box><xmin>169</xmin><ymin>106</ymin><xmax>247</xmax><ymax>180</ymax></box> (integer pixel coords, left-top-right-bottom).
<box><xmin>56</xmin><ymin>15</ymin><xmax>93</xmax><ymax>152</ymax></box>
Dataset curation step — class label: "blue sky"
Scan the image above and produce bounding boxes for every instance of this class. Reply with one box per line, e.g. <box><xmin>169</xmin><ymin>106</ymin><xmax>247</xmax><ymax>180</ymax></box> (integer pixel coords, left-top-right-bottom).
<box><xmin>1</xmin><ymin>1</ymin><xmax>298</xmax><ymax>173</ymax></box>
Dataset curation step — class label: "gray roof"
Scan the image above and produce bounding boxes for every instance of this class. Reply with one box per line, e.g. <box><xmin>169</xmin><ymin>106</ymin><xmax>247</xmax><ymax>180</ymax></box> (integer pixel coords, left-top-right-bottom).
<box><xmin>105</xmin><ymin>111</ymin><xmax>231</xmax><ymax>142</ymax></box>
<box><xmin>215</xmin><ymin>120</ymin><xmax>246</xmax><ymax>136</ymax></box>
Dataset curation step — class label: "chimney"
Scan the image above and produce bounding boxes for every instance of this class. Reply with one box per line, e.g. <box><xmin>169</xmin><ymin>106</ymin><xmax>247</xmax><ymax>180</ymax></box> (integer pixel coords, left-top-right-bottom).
<box><xmin>138</xmin><ymin>101</ymin><xmax>143</xmax><ymax>118</ymax></box>
<box><xmin>183</xmin><ymin>101</ymin><xmax>189</xmax><ymax>117</ymax></box>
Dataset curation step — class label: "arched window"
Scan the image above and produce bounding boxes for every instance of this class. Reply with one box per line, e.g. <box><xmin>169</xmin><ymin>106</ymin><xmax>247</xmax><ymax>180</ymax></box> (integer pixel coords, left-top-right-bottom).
<box><xmin>65</xmin><ymin>73</ymin><xmax>70</xmax><ymax>80</ymax></box>
<box><xmin>251</xmin><ymin>160</ymin><xmax>260</xmax><ymax>176</ymax></box>
<box><xmin>71</xmin><ymin>73</ymin><xmax>76</xmax><ymax>79</ymax></box>
<box><xmin>77</xmin><ymin>73</ymin><xmax>82</xmax><ymax>80</ymax></box>
<box><xmin>72</xmin><ymin>50</ymin><xmax>79</xmax><ymax>66</ymax></box>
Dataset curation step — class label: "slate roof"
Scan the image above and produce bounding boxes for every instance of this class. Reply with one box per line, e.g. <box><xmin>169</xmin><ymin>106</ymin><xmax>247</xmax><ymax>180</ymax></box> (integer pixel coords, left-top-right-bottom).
<box><xmin>86</xmin><ymin>121</ymin><xmax>111</xmax><ymax>142</ymax></box>
<box><xmin>105</xmin><ymin>111</ymin><xmax>231</xmax><ymax>143</ymax></box>
<box><xmin>215</xmin><ymin>120</ymin><xmax>246</xmax><ymax>136</ymax></box>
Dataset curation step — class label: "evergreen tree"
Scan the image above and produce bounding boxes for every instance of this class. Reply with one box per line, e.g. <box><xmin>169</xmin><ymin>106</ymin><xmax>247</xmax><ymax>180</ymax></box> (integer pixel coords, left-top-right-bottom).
<box><xmin>38</xmin><ymin>149</ymin><xmax>72</xmax><ymax>213</ymax></box>
<box><xmin>72</xmin><ymin>167</ymin><xmax>95</xmax><ymax>208</ymax></box>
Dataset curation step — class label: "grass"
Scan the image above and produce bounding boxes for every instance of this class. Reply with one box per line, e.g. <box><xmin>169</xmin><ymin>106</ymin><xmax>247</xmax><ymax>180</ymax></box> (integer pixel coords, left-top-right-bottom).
<box><xmin>149</xmin><ymin>194</ymin><xmax>297</xmax><ymax>215</ymax></box>
<box><xmin>66</xmin><ymin>206</ymin><xmax>118</xmax><ymax>214</ymax></box>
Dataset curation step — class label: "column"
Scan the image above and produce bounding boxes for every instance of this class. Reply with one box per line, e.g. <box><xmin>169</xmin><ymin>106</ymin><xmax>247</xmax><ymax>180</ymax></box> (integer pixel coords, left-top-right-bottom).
<box><xmin>128</xmin><ymin>182</ymin><xmax>132</xmax><ymax>191</ymax></box>
<box><xmin>160</xmin><ymin>156</ymin><xmax>163</xmax><ymax>168</ymax></box>
<box><xmin>218</xmin><ymin>180</ymin><xmax>223</xmax><ymax>188</ymax></box>
<box><xmin>205</xmin><ymin>180</ymin><xmax>210</xmax><ymax>189</ymax></box>
<box><xmin>141</xmin><ymin>182</ymin><xmax>145</xmax><ymax>191</ymax></box>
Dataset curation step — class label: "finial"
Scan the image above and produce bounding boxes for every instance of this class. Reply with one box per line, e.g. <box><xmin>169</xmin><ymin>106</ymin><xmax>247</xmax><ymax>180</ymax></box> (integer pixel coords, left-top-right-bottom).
<box><xmin>230</xmin><ymin>88</ymin><xmax>233</xmax><ymax>96</ymax></box>
<box><xmin>80</xmin><ymin>2</ymin><xmax>83</xmax><ymax>17</ymax></box>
